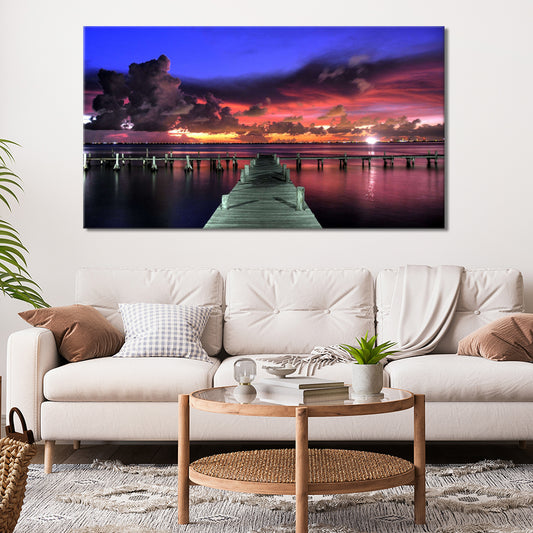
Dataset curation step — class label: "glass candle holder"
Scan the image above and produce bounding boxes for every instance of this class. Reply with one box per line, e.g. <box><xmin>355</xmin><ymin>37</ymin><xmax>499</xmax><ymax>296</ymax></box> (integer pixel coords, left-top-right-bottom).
<box><xmin>234</xmin><ymin>358</ymin><xmax>257</xmax><ymax>385</ymax></box>
<box><xmin>233</xmin><ymin>358</ymin><xmax>257</xmax><ymax>403</ymax></box>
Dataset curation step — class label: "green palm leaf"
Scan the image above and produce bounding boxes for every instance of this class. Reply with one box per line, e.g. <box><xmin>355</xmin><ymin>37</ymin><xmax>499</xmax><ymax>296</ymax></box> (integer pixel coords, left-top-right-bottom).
<box><xmin>0</xmin><ymin>139</ymin><xmax>48</xmax><ymax>308</ymax></box>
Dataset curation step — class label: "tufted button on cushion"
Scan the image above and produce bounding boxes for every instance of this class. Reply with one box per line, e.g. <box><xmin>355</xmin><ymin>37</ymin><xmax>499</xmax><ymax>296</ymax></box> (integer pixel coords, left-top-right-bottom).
<box><xmin>474</xmin><ymin>310</ymin><xmax>481</xmax><ymax>315</ymax></box>
<box><xmin>224</xmin><ymin>269</ymin><xmax>374</xmax><ymax>355</ymax></box>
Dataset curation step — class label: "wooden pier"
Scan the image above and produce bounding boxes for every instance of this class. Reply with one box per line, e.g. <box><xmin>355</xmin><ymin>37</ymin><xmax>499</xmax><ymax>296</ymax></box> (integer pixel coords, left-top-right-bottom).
<box><xmin>204</xmin><ymin>155</ymin><xmax>321</xmax><ymax>229</ymax></box>
<box><xmin>83</xmin><ymin>150</ymin><xmax>443</xmax><ymax>172</ymax></box>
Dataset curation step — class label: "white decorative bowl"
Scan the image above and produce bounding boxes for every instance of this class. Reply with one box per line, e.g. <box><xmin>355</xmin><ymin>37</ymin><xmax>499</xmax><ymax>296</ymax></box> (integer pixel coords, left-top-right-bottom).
<box><xmin>263</xmin><ymin>365</ymin><xmax>297</xmax><ymax>378</ymax></box>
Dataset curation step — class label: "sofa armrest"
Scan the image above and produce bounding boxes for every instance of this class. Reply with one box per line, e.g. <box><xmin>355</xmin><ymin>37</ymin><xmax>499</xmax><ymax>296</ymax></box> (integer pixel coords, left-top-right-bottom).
<box><xmin>6</xmin><ymin>328</ymin><xmax>61</xmax><ymax>441</ymax></box>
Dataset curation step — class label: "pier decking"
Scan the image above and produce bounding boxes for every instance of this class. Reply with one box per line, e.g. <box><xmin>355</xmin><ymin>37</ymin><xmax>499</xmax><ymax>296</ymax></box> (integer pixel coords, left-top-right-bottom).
<box><xmin>203</xmin><ymin>155</ymin><xmax>321</xmax><ymax>229</ymax></box>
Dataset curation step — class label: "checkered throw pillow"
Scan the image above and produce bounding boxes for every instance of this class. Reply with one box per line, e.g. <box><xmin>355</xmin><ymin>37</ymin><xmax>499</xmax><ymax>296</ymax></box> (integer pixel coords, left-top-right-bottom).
<box><xmin>114</xmin><ymin>303</ymin><xmax>212</xmax><ymax>362</ymax></box>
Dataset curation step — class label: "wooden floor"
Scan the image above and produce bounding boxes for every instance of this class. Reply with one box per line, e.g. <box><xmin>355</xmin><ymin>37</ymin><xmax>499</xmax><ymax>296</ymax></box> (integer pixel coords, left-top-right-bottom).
<box><xmin>31</xmin><ymin>441</ymin><xmax>532</xmax><ymax>466</ymax></box>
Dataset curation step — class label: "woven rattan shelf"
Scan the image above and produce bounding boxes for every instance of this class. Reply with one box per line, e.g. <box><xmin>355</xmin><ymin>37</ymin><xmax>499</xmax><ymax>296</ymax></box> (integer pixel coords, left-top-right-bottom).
<box><xmin>178</xmin><ymin>387</ymin><xmax>426</xmax><ymax>533</ymax></box>
<box><xmin>190</xmin><ymin>448</ymin><xmax>414</xmax><ymax>495</ymax></box>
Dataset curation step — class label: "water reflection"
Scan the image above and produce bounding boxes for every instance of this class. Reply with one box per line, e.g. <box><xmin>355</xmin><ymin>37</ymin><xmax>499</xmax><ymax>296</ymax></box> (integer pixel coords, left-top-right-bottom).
<box><xmin>83</xmin><ymin>143</ymin><xmax>445</xmax><ymax>228</ymax></box>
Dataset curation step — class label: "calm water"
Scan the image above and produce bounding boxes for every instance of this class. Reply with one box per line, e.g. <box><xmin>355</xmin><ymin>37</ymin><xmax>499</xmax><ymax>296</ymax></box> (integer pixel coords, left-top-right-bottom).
<box><xmin>83</xmin><ymin>143</ymin><xmax>444</xmax><ymax>229</ymax></box>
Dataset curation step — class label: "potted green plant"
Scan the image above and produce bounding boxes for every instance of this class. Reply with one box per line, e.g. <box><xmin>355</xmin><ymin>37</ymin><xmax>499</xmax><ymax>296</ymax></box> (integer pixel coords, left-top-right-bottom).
<box><xmin>340</xmin><ymin>333</ymin><xmax>396</xmax><ymax>397</ymax></box>
<box><xmin>0</xmin><ymin>139</ymin><xmax>48</xmax><ymax>308</ymax></box>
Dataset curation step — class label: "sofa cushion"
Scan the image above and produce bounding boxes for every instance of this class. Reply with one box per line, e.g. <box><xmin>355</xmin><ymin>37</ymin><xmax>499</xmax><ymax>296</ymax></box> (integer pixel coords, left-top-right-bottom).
<box><xmin>224</xmin><ymin>268</ymin><xmax>375</xmax><ymax>355</ymax></box>
<box><xmin>19</xmin><ymin>304</ymin><xmax>124</xmax><ymax>362</ymax></box>
<box><xmin>457</xmin><ymin>314</ymin><xmax>533</xmax><ymax>362</ymax></box>
<box><xmin>385</xmin><ymin>354</ymin><xmax>533</xmax><ymax>402</ymax></box>
<box><xmin>213</xmin><ymin>354</ymin><xmax>390</xmax><ymax>389</ymax></box>
<box><xmin>44</xmin><ymin>357</ymin><xmax>220</xmax><ymax>402</ymax></box>
<box><xmin>377</xmin><ymin>268</ymin><xmax>524</xmax><ymax>354</ymax></box>
<box><xmin>75</xmin><ymin>268</ymin><xmax>223</xmax><ymax>356</ymax></box>
<box><xmin>114</xmin><ymin>303</ymin><xmax>211</xmax><ymax>362</ymax></box>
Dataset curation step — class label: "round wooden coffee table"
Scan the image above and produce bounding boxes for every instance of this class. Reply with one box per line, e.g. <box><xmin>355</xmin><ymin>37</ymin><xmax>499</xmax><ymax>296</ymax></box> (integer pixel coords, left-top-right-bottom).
<box><xmin>178</xmin><ymin>387</ymin><xmax>425</xmax><ymax>533</ymax></box>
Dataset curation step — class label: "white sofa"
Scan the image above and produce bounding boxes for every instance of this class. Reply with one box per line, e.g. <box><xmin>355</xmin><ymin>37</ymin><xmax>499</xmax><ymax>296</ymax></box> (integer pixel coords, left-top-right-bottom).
<box><xmin>6</xmin><ymin>267</ymin><xmax>533</xmax><ymax>472</ymax></box>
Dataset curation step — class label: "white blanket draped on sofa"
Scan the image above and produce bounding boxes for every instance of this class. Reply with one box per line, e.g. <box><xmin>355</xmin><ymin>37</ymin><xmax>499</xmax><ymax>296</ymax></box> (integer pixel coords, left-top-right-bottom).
<box><xmin>262</xmin><ymin>265</ymin><xmax>463</xmax><ymax>374</ymax></box>
<box><xmin>385</xmin><ymin>264</ymin><xmax>463</xmax><ymax>360</ymax></box>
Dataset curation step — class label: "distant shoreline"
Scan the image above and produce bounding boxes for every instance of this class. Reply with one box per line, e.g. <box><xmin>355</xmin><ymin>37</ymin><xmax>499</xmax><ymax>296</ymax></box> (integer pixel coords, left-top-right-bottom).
<box><xmin>83</xmin><ymin>140</ymin><xmax>445</xmax><ymax>146</ymax></box>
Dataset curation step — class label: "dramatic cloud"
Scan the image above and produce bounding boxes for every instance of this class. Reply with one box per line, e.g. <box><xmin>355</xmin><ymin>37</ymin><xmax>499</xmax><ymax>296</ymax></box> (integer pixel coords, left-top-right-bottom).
<box><xmin>236</xmin><ymin>103</ymin><xmax>268</xmax><ymax>117</ymax></box>
<box><xmin>86</xmin><ymin>55</ymin><xmax>191</xmax><ymax>131</ymax></box>
<box><xmin>351</xmin><ymin>78</ymin><xmax>372</xmax><ymax>93</ymax></box>
<box><xmin>319</xmin><ymin>105</ymin><xmax>347</xmax><ymax>119</ymax></box>
<box><xmin>267</xmin><ymin>121</ymin><xmax>306</xmax><ymax>135</ymax></box>
<box><xmin>318</xmin><ymin>67</ymin><xmax>345</xmax><ymax>83</ymax></box>
<box><xmin>369</xmin><ymin>116</ymin><xmax>444</xmax><ymax>140</ymax></box>
<box><xmin>85</xmin><ymin>48</ymin><xmax>444</xmax><ymax>142</ymax></box>
<box><xmin>177</xmin><ymin>92</ymin><xmax>242</xmax><ymax>133</ymax></box>
<box><xmin>348</xmin><ymin>54</ymin><xmax>369</xmax><ymax>67</ymax></box>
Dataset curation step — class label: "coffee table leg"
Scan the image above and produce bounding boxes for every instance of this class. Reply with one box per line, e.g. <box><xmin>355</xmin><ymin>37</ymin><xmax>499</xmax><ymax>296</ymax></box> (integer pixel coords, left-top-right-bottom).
<box><xmin>178</xmin><ymin>394</ymin><xmax>190</xmax><ymax>525</ymax></box>
<box><xmin>295</xmin><ymin>407</ymin><xmax>309</xmax><ymax>533</ymax></box>
<box><xmin>414</xmin><ymin>394</ymin><xmax>426</xmax><ymax>525</ymax></box>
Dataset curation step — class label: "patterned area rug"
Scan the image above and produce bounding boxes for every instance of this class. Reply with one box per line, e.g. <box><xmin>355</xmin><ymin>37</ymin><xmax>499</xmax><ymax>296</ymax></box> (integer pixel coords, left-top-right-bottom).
<box><xmin>13</xmin><ymin>459</ymin><xmax>533</xmax><ymax>533</ymax></box>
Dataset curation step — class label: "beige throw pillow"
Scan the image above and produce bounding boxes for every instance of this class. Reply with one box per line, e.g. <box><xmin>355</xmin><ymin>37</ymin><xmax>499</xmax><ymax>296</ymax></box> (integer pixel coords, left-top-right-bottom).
<box><xmin>19</xmin><ymin>304</ymin><xmax>124</xmax><ymax>362</ymax></box>
<box><xmin>457</xmin><ymin>314</ymin><xmax>533</xmax><ymax>362</ymax></box>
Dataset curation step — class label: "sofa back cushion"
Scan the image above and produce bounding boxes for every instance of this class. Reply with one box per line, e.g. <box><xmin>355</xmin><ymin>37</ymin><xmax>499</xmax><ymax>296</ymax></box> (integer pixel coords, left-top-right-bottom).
<box><xmin>224</xmin><ymin>268</ymin><xmax>374</xmax><ymax>355</ymax></box>
<box><xmin>76</xmin><ymin>268</ymin><xmax>223</xmax><ymax>356</ymax></box>
<box><xmin>376</xmin><ymin>267</ymin><xmax>524</xmax><ymax>354</ymax></box>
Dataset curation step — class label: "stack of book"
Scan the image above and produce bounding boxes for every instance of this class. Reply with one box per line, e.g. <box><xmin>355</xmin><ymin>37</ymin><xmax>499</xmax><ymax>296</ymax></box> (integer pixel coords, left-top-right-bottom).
<box><xmin>254</xmin><ymin>376</ymin><xmax>349</xmax><ymax>405</ymax></box>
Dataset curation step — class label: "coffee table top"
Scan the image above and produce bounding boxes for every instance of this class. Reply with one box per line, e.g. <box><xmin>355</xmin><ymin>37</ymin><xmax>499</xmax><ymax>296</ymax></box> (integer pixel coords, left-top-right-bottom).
<box><xmin>190</xmin><ymin>386</ymin><xmax>414</xmax><ymax>418</ymax></box>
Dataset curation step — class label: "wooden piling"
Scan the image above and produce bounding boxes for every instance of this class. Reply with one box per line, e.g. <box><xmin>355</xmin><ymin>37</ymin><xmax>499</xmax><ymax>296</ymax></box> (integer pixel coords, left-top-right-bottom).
<box><xmin>221</xmin><ymin>195</ymin><xmax>229</xmax><ymax>210</ymax></box>
<box><xmin>296</xmin><ymin>187</ymin><xmax>305</xmax><ymax>211</ymax></box>
<box><xmin>113</xmin><ymin>153</ymin><xmax>120</xmax><ymax>171</ymax></box>
<box><xmin>151</xmin><ymin>156</ymin><xmax>158</xmax><ymax>172</ymax></box>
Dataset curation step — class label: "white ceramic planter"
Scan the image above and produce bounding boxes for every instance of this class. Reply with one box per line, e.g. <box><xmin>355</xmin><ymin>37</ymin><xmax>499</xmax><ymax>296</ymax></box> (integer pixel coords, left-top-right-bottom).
<box><xmin>351</xmin><ymin>364</ymin><xmax>384</xmax><ymax>398</ymax></box>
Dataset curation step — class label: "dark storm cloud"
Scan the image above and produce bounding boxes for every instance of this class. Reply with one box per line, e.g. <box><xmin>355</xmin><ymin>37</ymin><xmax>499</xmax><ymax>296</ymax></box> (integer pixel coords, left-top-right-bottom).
<box><xmin>283</xmin><ymin>115</ymin><xmax>303</xmax><ymax>122</ymax></box>
<box><xmin>267</xmin><ymin>121</ymin><xmax>306</xmax><ymax>135</ymax></box>
<box><xmin>309</xmin><ymin>126</ymin><xmax>327</xmax><ymax>135</ymax></box>
<box><xmin>180</xmin><ymin>50</ymin><xmax>443</xmax><ymax>110</ymax></box>
<box><xmin>85</xmin><ymin>49</ymin><xmax>443</xmax><ymax>139</ymax></box>
<box><xmin>86</xmin><ymin>55</ymin><xmax>191</xmax><ymax>131</ymax></box>
<box><xmin>85</xmin><ymin>69</ymin><xmax>129</xmax><ymax>130</ymax></box>
<box><xmin>236</xmin><ymin>103</ymin><xmax>268</xmax><ymax>117</ymax></box>
<box><xmin>318</xmin><ymin>105</ymin><xmax>346</xmax><ymax>119</ymax></box>
<box><xmin>177</xmin><ymin>93</ymin><xmax>243</xmax><ymax>133</ymax></box>
<box><xmin>127</xmin><ymin>55</ymin><xmax>191</xmax><ymax>131</ymax></box>
<box><xmin>369</xmin><ymin>116</ymin><xmax>444</xmax><ymax>139</ymax></box>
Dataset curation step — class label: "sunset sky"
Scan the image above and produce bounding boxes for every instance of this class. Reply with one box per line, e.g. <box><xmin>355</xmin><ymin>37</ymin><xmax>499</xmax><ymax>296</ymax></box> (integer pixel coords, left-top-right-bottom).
<box><xmin>84</xmin><ymin>26</ymin><xmax>444</xmax><ymax>144</ymax></box>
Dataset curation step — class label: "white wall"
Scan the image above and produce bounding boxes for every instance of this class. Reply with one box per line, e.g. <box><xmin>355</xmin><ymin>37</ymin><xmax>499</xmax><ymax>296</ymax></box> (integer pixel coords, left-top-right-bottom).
<box><xmin>1</xmin><ymin>0</ymin><xmax>532</xmax><ymax>413</ymax></box>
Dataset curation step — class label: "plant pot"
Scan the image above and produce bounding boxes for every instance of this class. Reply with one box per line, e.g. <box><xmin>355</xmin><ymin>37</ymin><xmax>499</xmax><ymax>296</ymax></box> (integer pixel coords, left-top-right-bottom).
<box><xmin>351</xmin><ymin>364</ymin><xmax>384</xmax><ymax>398</ymax></box>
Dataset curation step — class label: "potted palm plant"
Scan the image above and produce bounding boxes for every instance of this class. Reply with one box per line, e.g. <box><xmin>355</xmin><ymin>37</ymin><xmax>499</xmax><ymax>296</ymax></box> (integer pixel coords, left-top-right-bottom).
<box><xmin>340</xmin><ymin>333</ymin><xmax>396</xmax><ymax>397</ymax></box>
<box><xmin>0</xmin><ymin>139</ymin><xmax>47</xmax><ymax>308</ymax></box>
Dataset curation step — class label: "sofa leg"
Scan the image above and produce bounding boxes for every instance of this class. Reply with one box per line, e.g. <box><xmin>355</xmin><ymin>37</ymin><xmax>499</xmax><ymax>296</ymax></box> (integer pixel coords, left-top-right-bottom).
<box><xmin>73</xmin><ymin>440</ymin><xmax>80</xmax><ymax>450</ymax></box>
<box><xmin>518</xmin><ymin>440</ymin><xmax>527</xmax><ymax>449</ymax></box>
<box><xmin>44</xmin><ymin>440</ymin><xmax>55</xmax><ymax>474</ymax></box>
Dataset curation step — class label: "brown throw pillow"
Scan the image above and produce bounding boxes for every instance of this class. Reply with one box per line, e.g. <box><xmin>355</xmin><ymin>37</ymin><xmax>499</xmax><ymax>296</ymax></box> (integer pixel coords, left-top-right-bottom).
<box><xmin>457</xmin><ymin>314</ymin><xmax>533</xmax><ymax>362</ymax></box>
<box><xmin>19</xmin><ymin>304</ymin><xmax>124</xmax><ymax>362</ymax></box>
